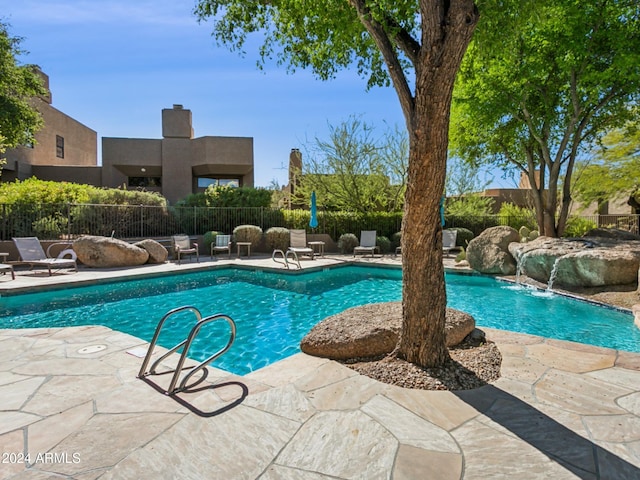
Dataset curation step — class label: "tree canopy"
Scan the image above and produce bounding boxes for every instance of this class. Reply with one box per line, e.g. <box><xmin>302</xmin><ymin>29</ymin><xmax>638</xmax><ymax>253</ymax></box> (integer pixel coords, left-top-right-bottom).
<box><xmin>450</xmin><ymin>0</ymin><xmax>640</xmax><ymax>237</ymax></box>
<box><xmin>293</xmin><ymin>116</ymin><xmax>408</xmax><ymax>212</ymax></box>
<box><xmin>572</xmin><ymin>118</ymin><xmax>640</xmax><ymax>210</ymax></box>
<box><xmin>0</xmin><ymin>21</ymin><xmax>46</xmax><ymax>154</ymax></box>
<box><xmin>195</xmin><ymin>0</ymin><xmax>479</xmax><ymax>368</ymax></box>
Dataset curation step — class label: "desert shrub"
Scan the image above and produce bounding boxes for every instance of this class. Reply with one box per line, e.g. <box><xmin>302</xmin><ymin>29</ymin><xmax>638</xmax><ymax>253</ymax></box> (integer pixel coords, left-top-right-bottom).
<box><xmin>337</xmin><ymin>233</ymin><xmax>358</xmax><ymax>253</ymax></box>
<box><xmin>448</xmin><ymin>227</ymin><xmax>474</xmax><ymax>247</ymax></box>
<box><xmin>376</xmin><ymin>235</ymin><xmax>391</xmax><ymax>254</ymax></box>
<box><xmin>232</xmin><ymin>224</ymin><xmax>263</xmax><ymax>246</ymax></box>
<box><xmin>563</xmin><ymin>217</ymin><xmax>597</xmax><ymax>238</ymax></box>
<box><xmin>265</xmin><ymin>227</ymin><xmax>290</xmax><ymax>251</ymax></box>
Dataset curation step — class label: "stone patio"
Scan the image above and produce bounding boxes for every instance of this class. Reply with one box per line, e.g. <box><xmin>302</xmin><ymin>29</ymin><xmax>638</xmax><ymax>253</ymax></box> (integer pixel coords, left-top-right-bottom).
<box><xmin>0</xmin><ymin>255</ymin><xmax>639</xmax><ymax>479</ymax></box>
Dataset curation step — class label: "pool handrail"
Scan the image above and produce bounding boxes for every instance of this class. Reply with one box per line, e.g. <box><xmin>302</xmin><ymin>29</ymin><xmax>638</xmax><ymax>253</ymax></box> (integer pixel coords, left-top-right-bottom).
<box><xmin>137</xmin><ymin>305</ymin><xmax>236</xmax><ymax>395</ymax></box>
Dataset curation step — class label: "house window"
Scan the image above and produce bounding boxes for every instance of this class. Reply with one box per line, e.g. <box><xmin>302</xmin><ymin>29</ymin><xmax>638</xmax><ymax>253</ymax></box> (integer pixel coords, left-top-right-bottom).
<box><xmin>197</xmin><ymin>177</ymin><xmax>240</xmax><ymax>188</ymax></box>
<box><xmin>128</xmin><ymin>177</ymin><xmax>162</xmax><ymax>188</ymax></box>
<box><xmin>56</xmin><ymin>135</ymin><xmax>64</xmax><ymax>158</ymax></box>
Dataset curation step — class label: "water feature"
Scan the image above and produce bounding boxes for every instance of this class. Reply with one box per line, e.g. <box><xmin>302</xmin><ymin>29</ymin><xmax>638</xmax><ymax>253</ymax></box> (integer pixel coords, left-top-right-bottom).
<box><xmin>547</xmin><ymin>256</ymin><xmax>562</xmax><ymax>291</ymax></box>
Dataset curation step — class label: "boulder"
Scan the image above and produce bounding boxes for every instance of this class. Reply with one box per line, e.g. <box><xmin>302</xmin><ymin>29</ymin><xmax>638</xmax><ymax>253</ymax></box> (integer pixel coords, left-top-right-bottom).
<box><xmin>466</xmin><ymin>226</ymin><xmax>520</xmax><ymax>275</ymax></box>
<box><xmin>510</xmin><ymin>236</ymin><xmax>640</xmax><ymax>288</ymax></box>
<box><xmin>135</xmin><ymin>239</ymin><xmax>168</xmax><ymax>264</ymax></box>
<box><xmin>553</xmin><ymin>249</ymin><xmax>640</xmax><ymax>287</ymax></box>
<box><xmin>73</xmin><ymin>235</ymin><xmax>149</xmax><ymax>268</ymax></box>
<box><xmin>584</xmin><ymin>228</ymin><xmax>640</xmax><ymax>241</ymax></box>
<box><xmin>300</xmin><ymin>302</ymin><xmax>476</xmax><ymax>360</ymax></box>
<box><xmin>509</xmin><ymin>237</ymin><xmax>576</xmax><ymax>284</ymax></box>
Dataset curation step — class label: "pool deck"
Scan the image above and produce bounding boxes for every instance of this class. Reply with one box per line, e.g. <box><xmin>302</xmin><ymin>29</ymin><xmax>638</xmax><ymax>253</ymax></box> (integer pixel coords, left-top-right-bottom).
<box><xmin>1</xmin><ymin>255</ymin><xmax>640</xmax><ymax>479</ymax></box>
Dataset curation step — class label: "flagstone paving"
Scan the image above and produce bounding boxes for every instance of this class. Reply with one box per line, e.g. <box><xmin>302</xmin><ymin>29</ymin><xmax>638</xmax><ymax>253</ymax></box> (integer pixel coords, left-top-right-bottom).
<box><xmin>0</xmin><ymin>256</ymin><xmax>639</xmax><ymax>478</ymax></box>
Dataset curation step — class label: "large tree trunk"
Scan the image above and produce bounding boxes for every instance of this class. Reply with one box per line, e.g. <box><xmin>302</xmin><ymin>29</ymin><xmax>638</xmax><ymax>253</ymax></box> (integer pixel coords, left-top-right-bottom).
<box><xmin>396</xmin><ymin>1</ymin><xmax>479</xmax><ymax>367</ymax></box>
<box><xmin>398</xmin><ymin>105</ymin><xmax>451</xmax><ymax>366</ymax></box>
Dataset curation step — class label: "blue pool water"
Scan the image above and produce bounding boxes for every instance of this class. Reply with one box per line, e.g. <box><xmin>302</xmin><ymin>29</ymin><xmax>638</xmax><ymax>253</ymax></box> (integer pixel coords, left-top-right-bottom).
<box><xmin>0</xmin><ymin>266</ymin><xmax>638</xmax><ymax>375</ymax></box>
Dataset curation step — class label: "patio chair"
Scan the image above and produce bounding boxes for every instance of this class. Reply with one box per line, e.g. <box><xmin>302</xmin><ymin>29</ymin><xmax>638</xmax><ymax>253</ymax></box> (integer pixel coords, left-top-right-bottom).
<box><xmin>353</xmin><ymin>230</ymin><xmax>379</xmax><ymax>257</ymax></box>
<box><xmin>443</xmin><ymin>229</ymin><xmax>458</xmax><ymax>256</ymax></box>
<box><xmin>172</xmin><ymin>235</ymin><xmax>199</xmax><ymax>264</ymax></box>
<box><xmin>11</xmin><ymin>237</ymin><xmax>77</xmax><ymax>276</ymax></box>
<box><xmin>288</xmin><ymin>229</ymin><xmax>315</xmax><ymax>259</ymax></box>
<box><xmin>211</xmin><ymin>234</ymin><xmax>232</xmax><ymax>259</ymax></box>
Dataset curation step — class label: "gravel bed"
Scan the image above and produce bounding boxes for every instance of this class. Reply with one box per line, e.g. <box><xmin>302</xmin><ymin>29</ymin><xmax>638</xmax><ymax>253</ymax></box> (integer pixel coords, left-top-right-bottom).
<box><xmin>342</xmin><ymin>339</ymin><xmax>502</xmax><ymax>391</ymax></box>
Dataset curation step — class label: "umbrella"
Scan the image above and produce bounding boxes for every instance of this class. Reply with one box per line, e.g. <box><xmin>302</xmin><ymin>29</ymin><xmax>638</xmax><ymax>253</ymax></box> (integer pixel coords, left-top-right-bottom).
<box><xmin>309</xmin><ymin>191</ymin><xmax>319</xmax><ymax>229</ymax></box>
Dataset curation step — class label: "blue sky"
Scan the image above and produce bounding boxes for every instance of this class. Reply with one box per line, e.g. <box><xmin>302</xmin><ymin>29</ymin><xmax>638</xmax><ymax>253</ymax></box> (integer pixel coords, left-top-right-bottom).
<box><xmin>2</xmin><ymin>0</ymin><xmax>509</xmax><ymax>189</ymax></box>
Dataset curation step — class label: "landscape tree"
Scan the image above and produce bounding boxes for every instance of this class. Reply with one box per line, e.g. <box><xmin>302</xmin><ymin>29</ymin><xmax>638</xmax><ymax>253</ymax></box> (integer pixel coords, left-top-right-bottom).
<box><xmin>572</xmin><ymin>119</ymin><xmax>640</xmax><ymax>212</ymax></box>
<box><xmin>0</xmin><ymin>21</ymin><xmax>46</xmax><ymax>162</ymax></box>
<box><xmin>445</xmin><ymin>156</ymin><xmax>495</xmax><ymax>217</ymax></box>
<box><xmin>294</xmin><ymin>116</ymin><xmax>408</xmax><ymax>213</ymax></box>
<box><xmin>450</xmin><ymin>0</ymin><xmax>640</xmax><ymax>237</ymax></box>
<box><xmin>194</xmin><ymin>1</ymin><xmax>479</xmax><ymax>367</ymax></box>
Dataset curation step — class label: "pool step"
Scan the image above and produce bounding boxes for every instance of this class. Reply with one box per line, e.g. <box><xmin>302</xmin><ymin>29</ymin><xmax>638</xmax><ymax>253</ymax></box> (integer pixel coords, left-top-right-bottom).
<box><xmin>137</xmin><ymin>306</ymin><xmax>236</xmax><ymax>395</ymax></box>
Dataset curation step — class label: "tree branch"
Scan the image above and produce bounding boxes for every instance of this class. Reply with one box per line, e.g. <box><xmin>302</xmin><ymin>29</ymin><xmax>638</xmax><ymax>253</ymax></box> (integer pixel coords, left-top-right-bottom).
<box><xmin>349</xmin><ymin>0</ymin><xmax>415</xmax><ymax>128</ymax></box>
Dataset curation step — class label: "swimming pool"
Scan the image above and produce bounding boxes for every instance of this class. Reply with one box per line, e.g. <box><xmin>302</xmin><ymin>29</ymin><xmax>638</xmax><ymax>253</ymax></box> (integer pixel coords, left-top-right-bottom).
<box><xmin>0</xmin><ymin>265</ymin><xmax>638</xmax><ymax>375</ymax></box>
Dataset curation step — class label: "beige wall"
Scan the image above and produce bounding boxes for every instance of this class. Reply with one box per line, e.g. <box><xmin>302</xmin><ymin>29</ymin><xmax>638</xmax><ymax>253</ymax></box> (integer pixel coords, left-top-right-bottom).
<box><xmin>31</xmin><ymin>165</ymin><xmax>102</xmax><ymax>185</ymax></box>
<box><xmin>102</xmin><ymin>106</ymin><xmax>255</xmax><ymax>203</ymax></box>
<box><xmin>2</xmin><ymin>99</ymin><xmax>255</xmax><ymax>205</ymax></box>
<box><xmin>162</xmin><ymin>137</ymin><xmax>193</xmax><ymax>203</ymax></box>
<box><xmin>3</xmin><ymin>99</ymin><xmax>97</xmax><ymax>171</ymax></box>
<box><xmin>101</xmin><ymin>138</ymin><xmax>162</xmax><ymax>188</ymax></box>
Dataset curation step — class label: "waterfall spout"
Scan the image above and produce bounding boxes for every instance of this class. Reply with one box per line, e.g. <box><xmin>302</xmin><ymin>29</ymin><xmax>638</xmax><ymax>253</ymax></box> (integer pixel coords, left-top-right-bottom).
<box><xmin>547</xmin><ymin>257</ymin><xmax>561</xmax><ymax>291</ymax></box>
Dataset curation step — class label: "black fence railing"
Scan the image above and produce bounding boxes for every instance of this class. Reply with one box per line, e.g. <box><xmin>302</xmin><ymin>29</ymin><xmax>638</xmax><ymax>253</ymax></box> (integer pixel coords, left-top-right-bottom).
<box><xmin>0</xmin><ymin>203</ymin><xmax>637</xmax><ymax>241</ymax></box>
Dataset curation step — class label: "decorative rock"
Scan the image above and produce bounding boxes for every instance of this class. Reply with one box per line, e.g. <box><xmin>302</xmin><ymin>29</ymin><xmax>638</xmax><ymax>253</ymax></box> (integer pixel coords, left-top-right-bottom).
<box><xmin>510</xmin><ymin>236</ymin><xmax>640</xmax><ymax>288</ymax></box>
<box><xmin>584</xmin><ymin>228</ymin><xmax>640</xmax><ymax>241</ymax></box>
<box><xmin>73</xmin><ymin>235</ymin><xmax>149</xmax><ymax>268</ymax></box>
<box><xmin>300</xmin><ymin>302</ymin><xmax>476</xmax><ymax>360</ymax></box>
<box><xmin>466</xmin><ymin>226</ymin><xmax>520</xmax><ymax>275</ymax></box>
<box><xmin>134</xmin><ymin>239</ymin><xmax>168</xmax><ymax>264</ymax></box>
<box><xmin>445</xmin><ymin>309</ymin><xmax>476</xmax><ymax>347</ymax></box>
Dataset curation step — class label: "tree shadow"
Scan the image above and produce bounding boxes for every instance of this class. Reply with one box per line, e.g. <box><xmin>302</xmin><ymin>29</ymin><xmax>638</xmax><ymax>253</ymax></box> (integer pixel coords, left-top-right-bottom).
<box><xmin>454</xmin><ymin>383</ymin><xmax>640</xmax><ymax>479</ymax></box>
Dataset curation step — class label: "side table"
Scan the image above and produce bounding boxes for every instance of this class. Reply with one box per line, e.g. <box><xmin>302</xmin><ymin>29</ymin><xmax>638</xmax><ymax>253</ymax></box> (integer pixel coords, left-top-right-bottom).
<box><xmin>236</xmin><ymin>242</ymin><xmax>252</xmax><ymax>258</ymax></box>
<box><xmin>308</xmin><ymin>241</ymin><xmax>325</xmax><ymax>258</ymax></box>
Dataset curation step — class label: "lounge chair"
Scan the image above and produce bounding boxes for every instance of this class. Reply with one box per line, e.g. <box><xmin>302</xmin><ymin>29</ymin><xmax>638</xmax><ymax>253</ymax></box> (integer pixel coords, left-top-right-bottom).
<box><xmin>211</xmin><ymin>234</ymin><xmax>232</xmax><ymax>259</ymax></box>
<box><xmin>172</xmin><ymin>235</ymin><xmax>199</xmax><ymax>264</ymax></box>
<box><xmin>288</xmin><ymin>229</ymin><xmax>315</xmax><ymax>259</ymax></box>
<box><xmin>353</xmin><ymin>230</ymin><xmax>378</xmax><ymax>257</ymax></box>
<box><xmin>443</xmin><ymin>229</ymin><xmax>458</xmax><ymax>256</ymax></box>
<box><xmin>11</xmin><ymin>237</ymin><xmax>77</xmax><ymax>276</ymax></box>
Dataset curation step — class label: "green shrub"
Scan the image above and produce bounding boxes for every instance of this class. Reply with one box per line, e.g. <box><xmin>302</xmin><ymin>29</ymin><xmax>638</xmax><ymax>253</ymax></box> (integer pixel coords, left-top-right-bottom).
<box><xmin>265</xmin><ymin>227</ymin><xmax>290</xmax><ymax>251</ymax></box>
<box><xmin>498</xmin><ymin>203</ymin><xmax>537</xmax><ymax>231</ymax></box>
<box><xmin>376</xmin><ymin>236</ymin><xmax>391</xmax><ymax>254</ymax></box>
<box><xmin>455</xmin><ymin>246</ymin><xmax>466</xmax><ymax>262</ymax></box>
<box><xmin>448</xmin><ymin>227</ymin><xmax>474</xmax><ymax>247</ymax></box>
<box><xmin>563</xmin><ymin>217</ymin><xmax>597</xmax><ymax>238</ymax></box>
<box><xmin>337</xmin><ymin>233</ymin><xmax>358</xmax><ymax>253</ymax></box>
<box><xmin>205</xmin><ymin>186</ymin><xmax>272</xmax><ymax>207</ymax></box>
<box><xmin>32</xmin><ymin>214</ymin><xmax>68</xmax><ymax>239</ymax></box>
<box><xmin>232</xmin><ymin>224</ymin><xmax>263</xmax><ymax>246</ymax></box>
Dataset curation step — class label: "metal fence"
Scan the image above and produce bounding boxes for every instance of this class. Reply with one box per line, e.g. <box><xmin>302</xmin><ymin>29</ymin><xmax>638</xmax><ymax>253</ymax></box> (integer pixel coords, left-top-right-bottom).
<box><xmin>0</xmin><ymin>203</ymin><xmax>637</xmax><ymax>241</ymax></box>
